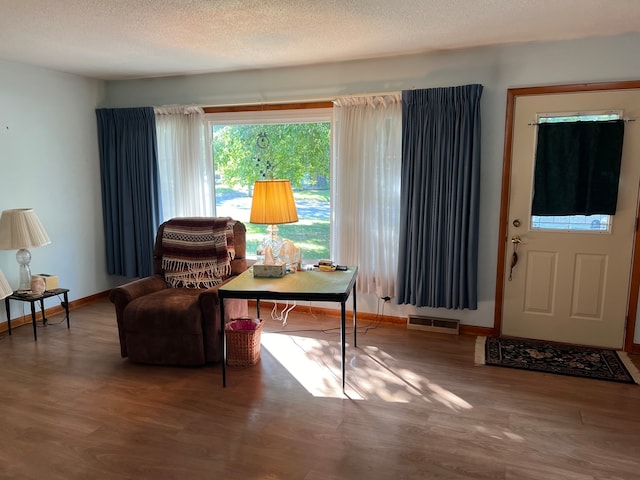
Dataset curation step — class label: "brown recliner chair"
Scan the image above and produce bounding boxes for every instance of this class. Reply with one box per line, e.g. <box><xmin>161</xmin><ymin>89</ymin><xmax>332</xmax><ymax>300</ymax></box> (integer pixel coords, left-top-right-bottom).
<box><xmin>109</xmin><ymin>218</ymin><xmax>249</xmax><ymax>366</ymax></box>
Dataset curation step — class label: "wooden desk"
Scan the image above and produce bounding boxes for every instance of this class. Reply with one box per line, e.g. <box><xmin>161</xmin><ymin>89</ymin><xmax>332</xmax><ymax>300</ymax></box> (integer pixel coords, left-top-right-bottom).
<box><xmin>219</xmin><ymin>266</ymin><xmax>358</xmax><ymax>390</ymax></box>
<box><xmin>4</xmin><ymin>288</ymin><xmax>70</xmax><ymax>340</ymax></box>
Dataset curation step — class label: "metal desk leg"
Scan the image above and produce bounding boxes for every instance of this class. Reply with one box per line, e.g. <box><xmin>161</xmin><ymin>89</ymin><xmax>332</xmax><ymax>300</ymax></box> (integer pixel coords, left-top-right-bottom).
<box><xmin>5</xmin><ymin>299</ymin><xmax>11</xmax><ymax>336</ymax></box>
<box><xmin>63</xmin><ymin>291</ymin><xmax>70</xmax><ymax>328</ymax></box>
<box><xmin>220</xmin><ymin>299</ymin><xmax>226</xmax><ymax>387</ymax></box>
<box><xmin>353</xmin><ymin>283</ymin><xmax>357</xmax><ymax>348</ymax></box>
<box><xmin>30</xmin><ymin>302</ymin><xmax>38</xmax><ymax>341</ymax></box>
<box><xmin>341</xmin><ymin>301</ymin><xmax>346</xmax><ymax>392</ymax></box>
<box><xmin>39</xmin><ymin>298</ymin><xmax>47</xmax><ymax>325</ymax></box>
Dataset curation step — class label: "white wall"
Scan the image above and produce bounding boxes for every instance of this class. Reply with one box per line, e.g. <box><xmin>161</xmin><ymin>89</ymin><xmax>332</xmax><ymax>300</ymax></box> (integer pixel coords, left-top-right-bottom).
<box><xmin>103</xmin><ymin>33</ymin><xmax>640</xmax><ymax>337</ymax></box>
<box><xmin>0</xmin><ymin>59</ymin><xmax>114</xmax><ymax>325</ymax></box>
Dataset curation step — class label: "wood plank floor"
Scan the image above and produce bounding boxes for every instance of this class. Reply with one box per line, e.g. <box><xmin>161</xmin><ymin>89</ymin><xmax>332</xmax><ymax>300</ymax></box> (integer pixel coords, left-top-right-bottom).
<box><xmin>1</xmin><ymin>298</ymin><xmax>639</xmax><ymax>479</ymax></box>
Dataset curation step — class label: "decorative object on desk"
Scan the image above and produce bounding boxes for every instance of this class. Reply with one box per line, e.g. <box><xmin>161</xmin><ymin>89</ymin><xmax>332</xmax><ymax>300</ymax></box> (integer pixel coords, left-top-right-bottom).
<box><xmin>279</xmin><ymin>239</ymin><xmax>301</xmax><ymax>272</ymax></box>
<box><xmin>319</xmin><ymin>264</ymin><xmax>336</xmax><ymax>272</ymax></box>
<box><xmin>476</xmin><ymin>336</ymin><xmax>640</xmax><ymax>384</ymax></box>
<box><xmin>225</xmin><ymin>318</ymin><xmax>263</xmax><ymax>366</ymax></box>
<box><xmin>253</xmin><ymin>240</ymin><xmax>299</xmax><ymax>278</ymax></box>
<box><xmin>253</xmin><ymin>261</ymin><xmax>286</xmax><ymax>278</ymax></box>
<box><xmin>0</xmin><ymin>208</ymin><xmax>51</xmax><ymax>292</ymax></box>
<box><xmin>263</xmin><ymin>245</ymin><xmax>275</xmax><ymax>264</ymax></box>
<box><xmin>252</xmin><ymin>242</ymin><xmax>287</xmax><ymax>278</ymax></box>
<box><xmin>30</xmin><ymin>275</ymin><xmax>46</xmax><ymax>295</ymax></box>
<box><xmin>0</xmin><ymin>269</ymin><xmax>12</xmax><ymax>299</ymax></box>
<box><xmin>250</xmin><ymin>179</ymin><xmax>298</xmax><ymax>261</ymax></box>
<box><xmin>318</xmin><ymin>259</ymin><xmax>336</xmax><ymax>271</ymax></box>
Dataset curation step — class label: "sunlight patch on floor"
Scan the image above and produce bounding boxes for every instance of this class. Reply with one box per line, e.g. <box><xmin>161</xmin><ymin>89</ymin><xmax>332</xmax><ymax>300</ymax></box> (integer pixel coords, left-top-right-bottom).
<box><xmin>261</xmin><ymin>332</ymin><xmax>354</xmax><ymax>399</ymax></box>
<box><xmin>474</xmin><ymin>425</ymin><xmax>525</xmax><ymax>442</ymax></box>
<box><xmin>261</xmin><ymin>332</ymin><xmax>474</xmax><ymax>411</ymax></box>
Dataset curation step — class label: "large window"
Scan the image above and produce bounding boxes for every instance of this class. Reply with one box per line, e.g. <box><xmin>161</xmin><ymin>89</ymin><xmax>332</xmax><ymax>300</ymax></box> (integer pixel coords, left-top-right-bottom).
<box><xmin>207</xmin><ymin>107</ymin><xmax>332</xmax><ymax>261</ymax></box>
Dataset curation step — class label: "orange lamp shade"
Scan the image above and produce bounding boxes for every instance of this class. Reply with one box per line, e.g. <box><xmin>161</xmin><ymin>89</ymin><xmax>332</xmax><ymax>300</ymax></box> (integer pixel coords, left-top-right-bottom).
<box><xmin>250</xmin><ymin>180</ymin><xmax>298</xmax><ymax>225</ymax></box>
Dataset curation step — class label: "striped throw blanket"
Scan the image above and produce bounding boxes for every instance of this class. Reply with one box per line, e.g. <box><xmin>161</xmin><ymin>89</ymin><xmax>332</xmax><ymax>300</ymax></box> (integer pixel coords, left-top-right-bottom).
<box><xmin>161</xmin><ymin>218</ymin><xmax>233</xmax><ymax>288</ymax></box>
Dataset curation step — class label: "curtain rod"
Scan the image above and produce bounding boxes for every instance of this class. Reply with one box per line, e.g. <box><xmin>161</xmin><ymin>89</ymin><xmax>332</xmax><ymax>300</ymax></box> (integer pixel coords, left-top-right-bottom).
<box><xmin>528</xmin><ymin>118</ymin><xmax>636</xmax><ymax>126</ymax></box>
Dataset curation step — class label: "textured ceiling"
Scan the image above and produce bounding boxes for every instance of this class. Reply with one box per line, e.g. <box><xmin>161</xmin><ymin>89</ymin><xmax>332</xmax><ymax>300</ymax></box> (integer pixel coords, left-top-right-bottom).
<box><xmin>0</xmin><ymin>0</ymin><xmax>638</xmax><ymax>80</ymax></box>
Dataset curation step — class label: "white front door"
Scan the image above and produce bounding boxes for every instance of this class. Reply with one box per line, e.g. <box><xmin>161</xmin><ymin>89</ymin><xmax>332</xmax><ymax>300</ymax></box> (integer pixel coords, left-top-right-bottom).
<box><xmin>501</xmin><ymin>89</ymin><xmax>640</xmax><ymax>349</ymax></box>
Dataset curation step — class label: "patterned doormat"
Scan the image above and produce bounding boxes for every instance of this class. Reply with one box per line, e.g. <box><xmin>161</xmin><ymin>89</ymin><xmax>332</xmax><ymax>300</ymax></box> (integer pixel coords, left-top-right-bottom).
<box><xmin>475</xmin><ymin>336</ymin><xmax>640</xmax><ymax>384</ymax></box>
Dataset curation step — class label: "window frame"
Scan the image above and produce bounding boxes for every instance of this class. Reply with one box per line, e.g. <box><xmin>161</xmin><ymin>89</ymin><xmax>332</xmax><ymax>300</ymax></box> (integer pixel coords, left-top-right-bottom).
<box><xmin>205</xmin><ymin>102</ymin><xmax>333</xmax><ymax>261</ymax></box>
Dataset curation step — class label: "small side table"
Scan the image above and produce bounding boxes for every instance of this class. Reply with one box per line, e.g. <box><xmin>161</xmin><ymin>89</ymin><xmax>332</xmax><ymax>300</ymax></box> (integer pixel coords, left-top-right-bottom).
<box><xmin>4</xmin><ymin>288</ymin><xmax>70</xmax><ymax>341</ymax></box>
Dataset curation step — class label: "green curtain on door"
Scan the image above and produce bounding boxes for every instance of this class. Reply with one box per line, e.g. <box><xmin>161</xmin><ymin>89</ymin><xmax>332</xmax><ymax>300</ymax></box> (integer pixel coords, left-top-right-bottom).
<box><xmin>532</xmin><ymin>120</ymin><xmax>625</xmax><ymax>216</ymax></box>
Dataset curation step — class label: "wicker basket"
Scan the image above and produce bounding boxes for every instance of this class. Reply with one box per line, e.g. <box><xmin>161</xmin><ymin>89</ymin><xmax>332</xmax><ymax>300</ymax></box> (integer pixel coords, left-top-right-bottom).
<box><xmin>225</xmin><ymin>318</ymin><xmax>264</xmax><ymax>366</ymax></box>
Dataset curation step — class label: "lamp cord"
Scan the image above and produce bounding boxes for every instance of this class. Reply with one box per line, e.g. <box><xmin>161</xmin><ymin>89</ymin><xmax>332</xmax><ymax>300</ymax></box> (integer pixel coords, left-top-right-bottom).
<box><xmin>270</xmin><ymin>300</ymin><xmax>297</xmax><ymax>326</ymax></box>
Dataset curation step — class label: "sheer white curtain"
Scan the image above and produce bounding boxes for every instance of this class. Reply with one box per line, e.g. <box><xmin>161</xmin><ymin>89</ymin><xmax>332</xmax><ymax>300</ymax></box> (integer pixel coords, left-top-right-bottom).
<box><xmin>155</xmin><ymin>106</ymin><xmax>214</xmax><ymax>220</ymax></box>
<box><xmin>332</xmin><ymin>94</ymin><xmax>402</xmax><ymax>298</ymax></box>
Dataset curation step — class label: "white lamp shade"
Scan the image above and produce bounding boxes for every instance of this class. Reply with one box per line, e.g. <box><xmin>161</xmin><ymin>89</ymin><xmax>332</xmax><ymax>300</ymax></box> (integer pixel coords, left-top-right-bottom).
<box><xmin>0</xmin><ymin>209</ymin><xmax>51</xmax><ymax>250</ymax></box>
<box><xmin>250</xmin><ymin>180</ymin><xmax>299</xmax><ymax>225</ymax></box>
<box><xmin>0</xmin><ymin>270</ymin><xmax>12</xmax><ymax>299</ymax></box>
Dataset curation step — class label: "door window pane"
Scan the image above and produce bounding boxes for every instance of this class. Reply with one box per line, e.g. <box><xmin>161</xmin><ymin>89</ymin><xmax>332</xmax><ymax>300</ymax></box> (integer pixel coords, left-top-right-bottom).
<box><xmin>531</xmin><ymin>214</ymin><xmax>610</xmax><ymax>232</ymax></box>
